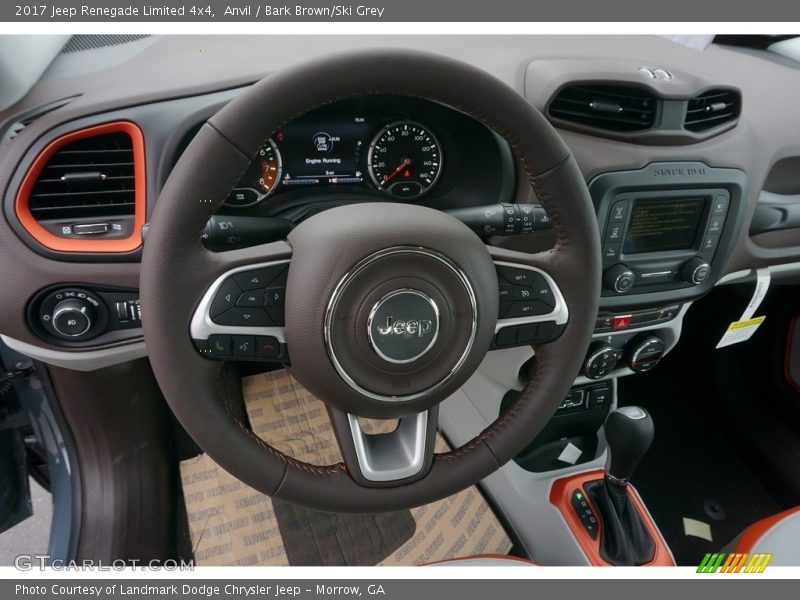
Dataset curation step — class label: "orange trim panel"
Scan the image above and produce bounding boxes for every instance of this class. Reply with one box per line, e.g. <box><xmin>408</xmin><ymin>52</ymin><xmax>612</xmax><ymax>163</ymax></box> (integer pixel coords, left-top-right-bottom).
<box><xmin>550</xmin><ymin>469</ymin><xmax>675</xmax><ymax>566</ymax></box>
<box><xmin>735</xmin><ymin>506</ymin><xmax>800</xmax><ymax>553</ymax></box>
<box><xmin>14</xmin><ymin>121</ymin><xmax>146</xmax><ymax>253</ymax></box>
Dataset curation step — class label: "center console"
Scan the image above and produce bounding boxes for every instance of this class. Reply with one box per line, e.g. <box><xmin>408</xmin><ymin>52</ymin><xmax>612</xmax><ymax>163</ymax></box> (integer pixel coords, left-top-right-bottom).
<box><xmin>440</xmin><ymin>161</ymin><xmax>747</xmax><ymax>565</ymax></box>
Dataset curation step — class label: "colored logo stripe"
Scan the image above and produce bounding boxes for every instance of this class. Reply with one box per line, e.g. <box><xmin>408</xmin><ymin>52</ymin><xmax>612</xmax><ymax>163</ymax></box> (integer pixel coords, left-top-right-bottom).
<box><xmin>697</xmin><ymin>552</ymin><xmax>772</xmax><ymax>573</ymax></box>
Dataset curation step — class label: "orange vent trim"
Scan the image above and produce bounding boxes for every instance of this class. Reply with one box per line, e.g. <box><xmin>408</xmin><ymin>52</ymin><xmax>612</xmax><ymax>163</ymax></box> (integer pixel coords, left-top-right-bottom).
<box><xmin>14</xmin><ymin>121</ymin><xmax>146</xmax><ymax>253</ymax></box>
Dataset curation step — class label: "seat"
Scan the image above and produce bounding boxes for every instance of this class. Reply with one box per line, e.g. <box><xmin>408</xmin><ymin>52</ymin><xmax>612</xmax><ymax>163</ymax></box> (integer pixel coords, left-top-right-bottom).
<box><xmin>733</xmin><ymin>507</ymin><xmax>800</xmax><ymax>566</ymax></box>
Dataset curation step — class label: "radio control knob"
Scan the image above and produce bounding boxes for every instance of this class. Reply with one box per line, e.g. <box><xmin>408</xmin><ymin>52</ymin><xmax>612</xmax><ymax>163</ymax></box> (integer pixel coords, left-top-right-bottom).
<box><xmin>603</xmin><ymin>264</ymin><xmax>635</xmax><ymax>294</ymax></box>
<box><xmin>51</xmin><ymin>299</ymin><xmax>94</xmax><ymax>338</ymax></box>
<box><xmin>584</xmin><ymin>342</ymin><xmax>618</xmax><ymax>379</ymax></box>
<box><xmin>681</xmin><ymin>257</ymin><xmax>711</xmax><ymax>285</ymax></box>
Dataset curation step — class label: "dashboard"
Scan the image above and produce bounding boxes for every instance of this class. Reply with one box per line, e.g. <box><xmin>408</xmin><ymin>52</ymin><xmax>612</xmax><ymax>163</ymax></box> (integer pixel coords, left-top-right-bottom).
<box><xmin>2</xmin><ymin>34</ymin><xmax>800</xmax><ymax>372</ymax></box>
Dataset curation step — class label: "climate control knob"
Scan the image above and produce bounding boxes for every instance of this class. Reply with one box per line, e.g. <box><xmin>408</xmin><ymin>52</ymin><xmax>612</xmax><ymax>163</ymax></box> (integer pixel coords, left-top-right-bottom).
<box><xmin>584</xmin><ymin>342</ymin><xmax>618</xmax><ymax>379</ymax></box>
<box><xmin>51</xmin><ymin>299</ymin><xmax>95</xmax><ymax>338</ymax></box>
<box><xmin>603</xmin><ymin>264</ymin><xmax>635</xmax><ymax>294</ymax></box>
<box><xmin>681</xmin><ymin>257</ymin><xmax>711</xmax><ymax>285</ymax></box>
<box><xmin>627</xmin><ymin>335</ymin><xmax>666</xmax><ymax>373</ymax></box>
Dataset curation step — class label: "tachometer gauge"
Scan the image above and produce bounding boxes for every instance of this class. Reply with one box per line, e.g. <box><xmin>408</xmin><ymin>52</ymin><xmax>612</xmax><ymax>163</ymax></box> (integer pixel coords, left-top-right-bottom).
<box><xmin>368</xmin><ymin>121</ymin><xmax>443</xmax><ymax>199</ymax></box>
<box><xmin>225</xmin><ymin>138</ymin><xmax>283</xmax><ymax>208</ymax></box>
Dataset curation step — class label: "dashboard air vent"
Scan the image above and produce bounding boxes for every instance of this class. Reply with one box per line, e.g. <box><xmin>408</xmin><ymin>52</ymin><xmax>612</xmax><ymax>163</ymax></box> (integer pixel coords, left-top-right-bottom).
<box><xmin>15</xmin><ymin>121</ymin><xmax>145</xmax><ymax>253</ymax></box>
<box><xmin>684</xmin><ymin>89</ymin><xmax>741</xmax><ymax>132</ymax></box>
<box><xmin>548</xmin><ymin>84</ymin><xmax>657</xmax><ymax>132</ymax></box>
<box><xmin>28</xmin><ymin>132</ymin><xmax>135</xmax><ymax>219</ymax></box>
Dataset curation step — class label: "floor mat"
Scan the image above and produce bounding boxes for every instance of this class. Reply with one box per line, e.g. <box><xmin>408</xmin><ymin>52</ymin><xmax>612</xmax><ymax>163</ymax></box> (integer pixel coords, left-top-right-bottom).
<box><xmin>618</xmin><ymin>369</ymin><xmax>782</xmax><ymax>566</ymax></box>
<box><xmin>180</xmin><ymin>368</ymin><xmax>512</xmax><ymax>565</ymax></box>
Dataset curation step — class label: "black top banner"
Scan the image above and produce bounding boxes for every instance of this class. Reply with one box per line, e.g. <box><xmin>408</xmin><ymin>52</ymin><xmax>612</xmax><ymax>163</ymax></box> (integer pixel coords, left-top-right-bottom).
<box><xmin>3</xmin><ymin>0</ymin><xmax>800</xmax><ymax>22</ymax></box>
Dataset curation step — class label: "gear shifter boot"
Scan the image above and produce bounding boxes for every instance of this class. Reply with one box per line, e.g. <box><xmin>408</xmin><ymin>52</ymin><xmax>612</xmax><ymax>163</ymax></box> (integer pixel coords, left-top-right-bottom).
<box><xmin>585</xmin><ymin>479</ymin><xmax>656</xmax><ymax>565</ymax></box>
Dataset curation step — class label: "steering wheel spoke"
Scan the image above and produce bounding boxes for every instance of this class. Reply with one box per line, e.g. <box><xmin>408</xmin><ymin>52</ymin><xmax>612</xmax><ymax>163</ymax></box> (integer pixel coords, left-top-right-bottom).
<box><xmin>327</xmin><ymin>406</ymin><xmax>439</xmax><ymax>487</ymax></box>
<box><xmin>190</xmin><ymin>244</ymin><xmax>292</xmax><ymax>362</ymax></box>
<box><xmin>488</xmin><ymin>247</ymin><xmax>569</xmax><ymax>349</ymax></box>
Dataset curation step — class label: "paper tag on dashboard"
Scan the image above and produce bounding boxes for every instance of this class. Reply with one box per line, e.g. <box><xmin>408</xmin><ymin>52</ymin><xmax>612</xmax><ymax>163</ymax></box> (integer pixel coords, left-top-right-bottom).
<box><xmin>716</xmin><ymin>268</ymin><xmax>770</xmax><ymax>349</ymax></box>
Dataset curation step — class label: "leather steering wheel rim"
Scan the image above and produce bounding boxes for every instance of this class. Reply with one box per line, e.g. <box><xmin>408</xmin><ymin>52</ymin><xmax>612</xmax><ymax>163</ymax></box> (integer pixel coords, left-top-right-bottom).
<box><xmin>140</xmin><ymin>49</ymin><xmax>600</xmax><ymax>513</ymax></box>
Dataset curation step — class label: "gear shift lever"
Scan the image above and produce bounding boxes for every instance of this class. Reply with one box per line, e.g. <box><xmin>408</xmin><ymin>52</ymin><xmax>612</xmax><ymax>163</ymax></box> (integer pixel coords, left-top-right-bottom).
<box><xmin>605</xmin><ymin>406</ymin><xmax>654</xmax><ymax>486</ymax></box>
<box><xmin>585</xmin><ymin>406</ymin><xmax>656</xmax><ymax>565</ymax></box>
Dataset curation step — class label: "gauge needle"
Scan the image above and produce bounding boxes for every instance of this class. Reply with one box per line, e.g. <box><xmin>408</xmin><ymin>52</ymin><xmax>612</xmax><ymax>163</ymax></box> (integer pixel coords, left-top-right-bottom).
<box><xmin>383</xmin><ymin>158</ymin><xmax>411</xmax><ymax>184</ymax></box>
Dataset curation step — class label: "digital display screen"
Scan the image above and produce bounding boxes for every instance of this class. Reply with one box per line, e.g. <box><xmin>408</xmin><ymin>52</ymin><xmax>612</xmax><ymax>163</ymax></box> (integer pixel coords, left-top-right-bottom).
<box><xmin>623</xmin><ymin>198</ymin><xmax>706</xmax><ymax>254</ymax></box>
<box><xmin>275</xmin><ymin>115</ymin><xmax>370</xmax><ymax>186</ymax></box>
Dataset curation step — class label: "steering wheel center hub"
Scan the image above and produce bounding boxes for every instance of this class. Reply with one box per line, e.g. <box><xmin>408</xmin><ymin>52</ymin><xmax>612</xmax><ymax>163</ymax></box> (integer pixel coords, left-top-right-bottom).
<box><xmin>367</xmin><ymin>288</ymin><xmax>440</xmax><ymax>364</ymax></box>
<box><xmin>284</xmin><ymin>203</ymin><xmax>500</xmax><ymax>418</ymax></box>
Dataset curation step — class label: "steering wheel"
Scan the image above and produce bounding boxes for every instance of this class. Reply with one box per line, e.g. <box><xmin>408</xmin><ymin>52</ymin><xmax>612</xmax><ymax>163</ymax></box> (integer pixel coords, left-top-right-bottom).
<box><xmin>141</xmin><ymin>49</ymin><xmax>600</xmax><ymax>513</ymax></box>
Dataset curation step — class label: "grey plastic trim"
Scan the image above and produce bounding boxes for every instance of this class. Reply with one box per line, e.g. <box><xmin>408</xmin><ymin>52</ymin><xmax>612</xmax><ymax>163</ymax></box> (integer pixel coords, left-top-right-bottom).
<box><xmin>439</xmin><ymin>353</ymin><xmax>620</xmax><ymax>565</ymax></box>
<box><xmin>718</xmin><ymin>262</ymin><xmax>800</xmax><ymax>285</ymax></box>
<box><xmin>189</xmin><ymin>259</ymin><xmax>290</xmax><ymax>343</ymax></box>
<box><xmin>347</xmin><ymin>410</ymin><xmax>429</xmax><ymax>482</ymax></box>
<box><xmin>493</xmin><ymin>260</ymin><xmax>569</xmax><ymax>329</ymax></box>
<box><xmin>0</xmin><ymin>334</ymin><xmax>146</xmax><ymax>372</ymax></box>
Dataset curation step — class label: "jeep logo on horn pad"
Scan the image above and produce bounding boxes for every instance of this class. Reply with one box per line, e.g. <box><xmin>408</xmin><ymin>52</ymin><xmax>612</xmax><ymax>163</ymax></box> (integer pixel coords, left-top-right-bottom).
<box><xmin>367</xmin><ymin>289</ymin><xmax>440</xmax><ymax>364</ymax></box>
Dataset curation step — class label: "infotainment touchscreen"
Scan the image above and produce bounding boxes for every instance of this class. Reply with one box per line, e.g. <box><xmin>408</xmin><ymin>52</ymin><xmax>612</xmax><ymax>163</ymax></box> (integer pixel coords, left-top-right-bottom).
<box><xmin>622</xmin><ymin>198</ymin><xmax>706</xmax><ymax>254</ymax></box>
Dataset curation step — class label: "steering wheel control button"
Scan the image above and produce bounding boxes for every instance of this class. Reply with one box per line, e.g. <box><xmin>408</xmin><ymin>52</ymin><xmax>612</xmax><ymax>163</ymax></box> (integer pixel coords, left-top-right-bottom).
<box><xmin>256</xmin><ymin>336</ymin><xmax>281</xmax><ymax>358</ymax></box>
<box><xmin>265</xmin><ymin>287</ymin><xmax>285</xmax><ymax>306</ymax></box>
<box><xmin>496</xmin><ymin>266</ymin><xmax>556</xmax><ymax>316</ymax></box>
<box><xmin>233</xmin><ymin>265</ymin><xmax>285</xmax><ymax>290</ymax></box>
<box><xmin>232</xmin><ymin>336</ymin><xmax>256</xmax><ymax>357</ymax></box>
<box><xmin>237</xmin><ymin>291</ymin><xmax>265</xmax><ymax>307</ymax></box>
<box><xmin>214</xmin><ymin>307</ymin><xmax>272</xmax><ymax>327</ymax></box>
<box><xmin>207</xmin><ymin>335</ymin><xmax>232</xmax><ymax>357</ymax></box>
<box><xmin>627</xmin><ymin>335</ymin><xmax>666</xmax><ymax>373</ymax></box>
<box><xmin>210</xmin><ymin>278</ymin><xmax>241</xmax><ymax>318</ymax></box>
<box><xmin>503</xmin><ymin>299</ymin><xmax>551</xmax><ymax>318</ymax></box>
<box><xmin>584</xmin><ymin>342</ymin><xmax>618</xmax><ymax>379</ymax></box>
<box><xmin>367</xmin><ymin>289</ymin><xmax>440</xmax><ymax>364</ymax></box>
<box><xmin>512</xmin><ymin>285</ymin><xmax>535</xmax><ymax>301</ymax></box>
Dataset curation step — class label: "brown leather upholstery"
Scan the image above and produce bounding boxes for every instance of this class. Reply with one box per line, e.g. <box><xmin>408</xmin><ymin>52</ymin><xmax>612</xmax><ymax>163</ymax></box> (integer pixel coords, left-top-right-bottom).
<box><xmin>140</xmin><ymin>49</ymin><xmax>600</xmax><ymax>512</ymax></box>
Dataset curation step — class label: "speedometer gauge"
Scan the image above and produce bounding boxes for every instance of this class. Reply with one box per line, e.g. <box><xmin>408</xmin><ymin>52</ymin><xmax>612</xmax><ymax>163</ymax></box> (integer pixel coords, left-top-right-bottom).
<box><xmin>368</xmin><ymin>121</ymin><xmax>443</xmax><ymax>199</ymax></box>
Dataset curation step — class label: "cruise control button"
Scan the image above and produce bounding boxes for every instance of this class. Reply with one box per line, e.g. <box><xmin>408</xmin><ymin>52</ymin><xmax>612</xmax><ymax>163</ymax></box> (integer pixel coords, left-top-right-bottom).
<box><xmin>213</xmin><ymin>307</ymin><xmax>272</xmax><ymax>326</ymax></box>
<box><xmin>233</xmin><ymin>266</ymin><xmax>284</xmax><ymax>290</ymax></box>
<box><xmin>237</xmin><ymin>291</ymin><xmax>265</xmax><ymax>307</ymax></box>
<box><xmin>210</xmin><ymin>278</ymin><xmax>241</xmax><ymax>318</ymax></box>
<box><xmin>504</xmin><ymin>299</ymin><xmax>551</xmax><ymax>318</ymax></box>
<box><xmin>256</xmin><ymin>336</ymin><xmax>281</xmax><ymax>358</ymax></box>
<box><xmin>498</xmin><ymin>284</ymin><xmax>513</xmax><ymax>302</ymax></box>
<box><xmin>513</xmin><ymin>285</ymin><xmax>535</xmax><ymax>301</ymax></box>
<box><xmin>496</xmin><ymin>266</ymin><xmax>538</xmax><ymax>286</ymax></box>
